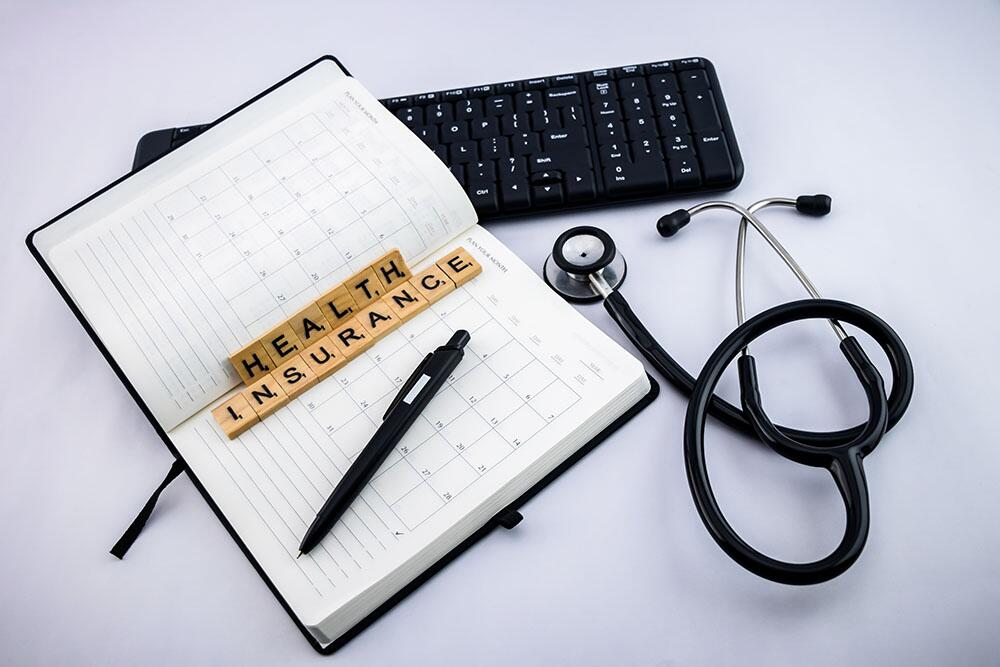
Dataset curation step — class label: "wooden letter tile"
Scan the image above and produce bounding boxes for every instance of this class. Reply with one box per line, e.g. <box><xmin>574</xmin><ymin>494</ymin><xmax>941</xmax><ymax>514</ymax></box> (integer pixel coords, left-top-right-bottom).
<box><xmin>369</xmin><ymin>249</ymin><xmax>411</xmax><ymax>291</ymax></box>
<box><xmin>211</xmin><ymin>393</ymin><xmax>260</xmax><ymax>439</ymax></box>
<box><xmin>384</xmin><ymin>281</ymin><xmax>430</xmax><ymax>320</ymax></box>
<box><xmin>259</xmin><ymin>320</ymin><xmax>305</xmax><ymax>366</ymax></box>
<box><xmin>344</xmin><ymin>266</ymin><xmax>383</xmax><ymax>309</ymax></box>
<box><xmin>288</xmin><ymin>302</ymin><xmax>332</xmax><ymax>346</ymax></box>
<box><xmin>436</xmin><ymin>247</ymin><xmax>483</xmax><ymax>287</ymax></box>
<box><xmin>229</xmin><ymin>340</ymin><xmax>276</xmax><ymax>384</ymax></box>
<box><xmin>302</xmin><ymin>336</ymin><xmax>346</xmax><ymax>381</ymax></box>
<box><xmin>274</xmin><ymin>354</ymin><xmax>319</xmax><ymax>400</ymax></box>
<box><xmin>241</xmin><ymin>373</ymin><xmax>289</xmax><ymax>420</ymax></box>
<box><xmin>331</xmin><ymin>316</ymin><xmax>375</xmax><ymax>360</ymax></box>
<box><xmin>358</xmin><ymin>299</ymin><xmax>402</xmax><ymax>339</ymax></box>
<box><xmin>411</xmin><ymin>265</ymin><xmax>456</xmax><ymax>304</ymax></box>
<box><xmin>315</xmin><ymin>283</ymin><xmax>358</xmax><ymax>327</ymax></box>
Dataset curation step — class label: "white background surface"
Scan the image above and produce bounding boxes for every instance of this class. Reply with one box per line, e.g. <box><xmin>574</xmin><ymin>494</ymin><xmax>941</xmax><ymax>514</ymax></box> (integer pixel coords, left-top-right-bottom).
<box><xmin>2</xmin><ymin>1</ymin><xmax>999</xmax><ymax>664</ymax></box>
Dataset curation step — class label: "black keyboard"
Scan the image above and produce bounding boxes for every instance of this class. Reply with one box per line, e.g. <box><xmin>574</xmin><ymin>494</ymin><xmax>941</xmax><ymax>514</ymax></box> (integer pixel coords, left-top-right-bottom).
<box><xmin>133</xmin><ymin>58</ymin><xmax>743</xmax><ymax>220</ymax></box>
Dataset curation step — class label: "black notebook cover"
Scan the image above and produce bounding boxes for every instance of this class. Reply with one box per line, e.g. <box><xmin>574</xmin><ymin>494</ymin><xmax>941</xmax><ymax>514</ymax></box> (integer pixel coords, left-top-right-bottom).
<box><xmin>26</xmin><ymin>55</ymin><xmax>660</xmax><ymax>654</ymax></box>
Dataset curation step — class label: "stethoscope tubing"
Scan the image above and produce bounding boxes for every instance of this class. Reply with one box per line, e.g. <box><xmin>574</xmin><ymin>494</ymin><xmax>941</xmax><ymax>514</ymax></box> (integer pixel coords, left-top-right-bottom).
<box><xmin>602</xmin><ymin>290</ymin><xmax>913</xmax><ymax>448</ymax></box>
<box><xmin>685</xmin><ymin>298</ymin><xmax>906</xmax><ymax>584</ymax></box>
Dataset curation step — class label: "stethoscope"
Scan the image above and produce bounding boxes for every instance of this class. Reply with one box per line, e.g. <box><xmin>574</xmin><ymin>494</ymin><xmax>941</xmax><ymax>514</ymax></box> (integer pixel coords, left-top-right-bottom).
<box><xmin>543</xmin><ymin>195</ymin><xmax>914</xmax><ymax>585</ymax></box>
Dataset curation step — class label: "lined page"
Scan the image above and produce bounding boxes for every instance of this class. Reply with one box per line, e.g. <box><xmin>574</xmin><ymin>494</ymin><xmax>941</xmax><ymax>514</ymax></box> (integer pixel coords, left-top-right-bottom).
<box><xmin>167</xmin><ymin>226</ymin><xmax>648</xmax><ymax>638</ymax></box>
<box><xmin>39</xmin><ymin>72</ymin><xmax>476</xmax><ymax>429</ymax></box>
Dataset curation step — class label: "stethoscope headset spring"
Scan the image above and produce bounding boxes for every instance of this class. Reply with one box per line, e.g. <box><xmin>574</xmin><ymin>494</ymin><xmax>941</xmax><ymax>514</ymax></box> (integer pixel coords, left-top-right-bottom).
<box><xmin>543</xmin><ymin>195</ymin><xmax>914</xmax><ymax>585</ymax></box>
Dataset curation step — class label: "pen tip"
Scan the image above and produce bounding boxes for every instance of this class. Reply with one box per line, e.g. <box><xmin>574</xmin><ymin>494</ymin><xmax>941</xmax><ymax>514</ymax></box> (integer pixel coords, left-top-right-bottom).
<box><xmin>296</xmin><ymin>551</ymin><xmax>303</xmax><ymax>559</ymax></box>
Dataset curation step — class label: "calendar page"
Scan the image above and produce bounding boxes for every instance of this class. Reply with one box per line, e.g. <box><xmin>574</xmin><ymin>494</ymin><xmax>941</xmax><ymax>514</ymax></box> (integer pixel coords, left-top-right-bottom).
<box><xmin>167</xmin><ymin>225</ymin><xmax>649</xmax><ymax>641</ymax></box>
<box><xmin>36</xmin><ymin>63</ymin><xmax>475</xmax><ymax>430</ymax></box>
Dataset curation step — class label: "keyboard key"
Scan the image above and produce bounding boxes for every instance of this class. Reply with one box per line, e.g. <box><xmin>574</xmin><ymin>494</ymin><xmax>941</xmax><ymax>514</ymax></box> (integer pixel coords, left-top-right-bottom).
<box><xmin>455</xmin><ymin>99</ymin><xmax>484</xmax><ymax>120</ymax></box>
<box><xmin>531</xmin><ymin>170</ymin><xmax>562</xmax><ymax>184</ymax></box>
<box><xmin>683</xmin><ymin>89</ymin><xmax>722</xmax><ymax>131</ymax></box>
<box><xmin>561</xmin><ymin>105</ymin><xmax>586</xmax><ymax>127</ymax></box>
<box><xmin>679</xmin><ymin>69</ymin><xmax>711</xmax><ymax>90</ymax></box>
<box><xmin>515</xmin><ymin>91</ymin><xmax>543</xmax><ymax>112</ymax></box>
<box><xmin>598</xmin><ymin>142</ymin><xmax>629</xmax><ymax>165</ymax></box>
<box><xmin>564</xmin><ymin>170</ymin><xmax>597</xmax><ymax>202</ymax></box>
<box><xmin>552</xmin><ymin>73</ymin><xmax>580</xmax><ymax>85</ymax></box>
<box><xmin>414</xmin><ymin>125</ymin><xmax>438</xmax><ymax>146</ymax></box>
<box><xmin>675</xmin><ymin>58</ymin><xmax>706</xmax><ymax>70</ymax></box>
<box><xmin>694</xmin><ymin>132</ymin><xmax>735</xmax><ymax>183</ymax></box>
<box><xmin>501</xmin><ymin>112</ymin><xmax>530</xmax><ymax>135</ymax></box>
<box><xmin>496</xmin><ymin>81</ymin><xmax>521</xmax><ymax>94</ymax></box>
<box><xmin>588</xmin><ymin>81</ymin><xmax>617</xmax><ymax>100</ymax></box>
<box><xmin>657</xmin><ymin>112</ymin><xmax>689</xmax><ymax>135</ymax></box>
<box><xmin>524</xmin><ymin>77</ymin><xmax>549</xmax><ymax>91</ymax></box>
<box><xmin>591</xmin><ymin>99</ymin><xmax>621</xmax><ymax>120</ymax></box>
<box><xmin>530</xmin><ymin>154</ymin><xmax>564</xmax><ymax>172</ymax></box>
<box><xmin>396</xmin><ymin>107</ymin><xmax>423</xmax><ymax>127</ymax></box>
<box><xmin>467</xmin><ymin>182</ymin><xmax>500</xmax><ymax>214</ymax></box>
<box><xmin>486</xmin><ymin>95</ymin><xmax>512</xmax><ymax>116</ymax></box>
<box><xmin>432</xmin><ymin>145</ymin><xmax>448</xmax><ymax>162</ymax></box>
<box><xmin>543</xmin><ymin>128</ymin><xmax>589</xmax><ymax>153</ymax></box>
<box><xmin>545</xmin><ymin>86</ymin><xmax>583</xmax><ymax>107</ymax></box>
<box><xmin>622</xmin><ymin>95</ymin><xmax>653</xmax><ymax>119</ymax></box>
<box><xmin>450</xmin><ymin>140</ymin><xmax>479</xmax><ymax>163</ymax></box>
<box><xmin>585</xmin><ymin>68</ymin><xmax>614</xmax><ymax>82</ymax></box>
<box><xmin>615</xmin><ymin>65</ymin><xmax>644</xmax><ymax>78</ymax></box>
<box><xmin>441</xmin><ymin>88</ymin><xmax>466</xmax><ymax>101</ymax></box>
<box><xmin>385</xmin><ymin>96</ymin><xmax>411</xmax><ymax>110</ymax></box>
<box><xmin>603</xmin><ymin>158</ymin><xmax>669</xmax><ymax>197</ymax></box>
<box><xmin>469</xmin><ymin>84</ymin><xmax>494</xmax><ymax>98</ymax></box>
<box><xmin>645</xmin><ymin>61</ymin><xmax>674</xmax><ymax>73</ymax></box>
<box><xmin>501</xmin><ymin>156</ymin><xmax>529</xmax><ymax>179</ymax></box>
<box><xmin>415</xmin><ymin>92</ymin><xmax>437</xmax><ymax>104</ymax></box>
<box><xmin>631</xmin><ymin>138</ymin><xmax>661</xmax><ymax>160</ymax></box>
<box><xmin>441</xmin><ymin>121</ymin><xmax>469</xmax><ymax>143</ymax></box>
<box><xmin>500</xmin><ymin>180</ymin><xmax>531</xmax><ymax>210</ymax></box>
<box><xmin>662</xmin><ymin>134</ymin><xmax>693</xmax><ymax>155</ymax></box>
<box><xmin>480</xmin><ymin>136</ymin><xmax>510</xmax><ymax>160</ymax></box>
<box><xmin>428</xmin><ymin>103</ymin><xmax>454</xmax><ymax>123</ymax></box>
<box><xmin>449</xmin><ymin>164</ymin><xmax>465</xmax><ymax>185</ymax></box>
<box><xmin>649</xmin><ymin>73</ymin><xmax>680</xmax><ymax>96</ymax></box>
<box><xmin>626</xmin><ymin>117</ymin><xmax>658</xmax><ymax>141</ymax></box>
<box><xmin>530</xmin><ymin>109</ymin><xmax>558</xmax><ymax>131</ymax></box>
<box><xmin>618</xmin><ymin>77</ymin><xmax>649</xmax><ymax>96</ymax></box>
<box><xmin>471</xmin><ymin>117</ymin><xmax>499</xmax><ymax>139</ymax></box>
<box><xmin>595</xmin><ymin>120</ymin><xmax>626</xmax><ymax>144</ymax></box>
<box><xmin>511</xmin><ymin>132</ymin><xmax>541</xmax><ymax>154</ymax></box>
<box><xmin>668</xmin><ymin>149</ymin><xmax>701</xmax><ymax>188</ymax></box>
<box><xmin>652</xmin><ymin>92</ymin><xmax>683</xmax><ymax>115</ymax></box>
<box><xmin>468</xmin><ymin>161</ymin><xmax>497</xmax><ymax>181</ymax></box>
<box><xmin>533</xmin><ymin>183</ymin><xmax>564</xmax><ymax>206</ymax></box>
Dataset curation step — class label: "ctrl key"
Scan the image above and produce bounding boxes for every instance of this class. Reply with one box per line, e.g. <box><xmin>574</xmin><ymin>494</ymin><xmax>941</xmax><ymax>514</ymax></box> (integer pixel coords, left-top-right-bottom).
<box><xmin>467</xmin><ymin>181</ymin><xmax>500</xmax><ymax>215</ymax></box>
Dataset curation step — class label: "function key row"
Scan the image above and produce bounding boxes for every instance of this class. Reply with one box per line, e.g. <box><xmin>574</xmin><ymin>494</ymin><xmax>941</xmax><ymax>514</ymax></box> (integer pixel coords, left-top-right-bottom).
<box><xmin>382</xmin><ymin>58</ymin><xmax>712</xmax><ymax>110</ymax></box>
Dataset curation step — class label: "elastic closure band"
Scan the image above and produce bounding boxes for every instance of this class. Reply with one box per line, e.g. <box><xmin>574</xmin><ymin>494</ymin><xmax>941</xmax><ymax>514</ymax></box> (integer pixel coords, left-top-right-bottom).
<box><xmin>110</xmin><ymin>459</ymin><xmax>185</xmax><ymax>559</ymax></box>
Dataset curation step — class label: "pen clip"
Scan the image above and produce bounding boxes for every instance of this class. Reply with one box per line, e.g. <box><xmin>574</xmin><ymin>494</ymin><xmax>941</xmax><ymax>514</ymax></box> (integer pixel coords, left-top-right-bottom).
<box><xmin>384</xmin><ymin>353</ymin><xmax>433</xmax><ymax>420</ymax></box>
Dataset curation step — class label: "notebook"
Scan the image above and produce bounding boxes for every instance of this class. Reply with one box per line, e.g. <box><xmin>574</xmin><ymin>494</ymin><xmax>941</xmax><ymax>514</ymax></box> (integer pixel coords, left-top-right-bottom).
<box><xmin>27</xmin><ymin>56</ymin><xmax>653</xmax><ymax>651</ymax></box>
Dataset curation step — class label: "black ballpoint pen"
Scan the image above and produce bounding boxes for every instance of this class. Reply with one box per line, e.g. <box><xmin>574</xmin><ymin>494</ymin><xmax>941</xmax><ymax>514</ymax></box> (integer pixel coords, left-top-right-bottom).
<box><xmin>298</xmin><ymin>329</ymin><xmax>471</xmax><ymax>557</ymax></box>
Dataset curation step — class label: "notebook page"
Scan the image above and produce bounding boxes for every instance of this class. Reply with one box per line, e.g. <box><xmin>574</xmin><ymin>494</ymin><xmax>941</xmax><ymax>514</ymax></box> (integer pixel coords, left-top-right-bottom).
<box><xmin>36</xmin><ymin>71</ymin><xmax>476</xmax><ymax>430</ymax></box>
<box><xmin>167</xmin><ymin>225</ymin><xmax>648</xmax><ymax>639</ymax></box>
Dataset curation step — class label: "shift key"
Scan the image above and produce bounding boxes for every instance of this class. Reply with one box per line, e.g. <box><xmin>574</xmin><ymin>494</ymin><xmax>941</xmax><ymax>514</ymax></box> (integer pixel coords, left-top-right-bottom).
<box><xmin>694</xmin><ymin>133</ymin><xmax>735</xmax><ymax>184</ymax></box>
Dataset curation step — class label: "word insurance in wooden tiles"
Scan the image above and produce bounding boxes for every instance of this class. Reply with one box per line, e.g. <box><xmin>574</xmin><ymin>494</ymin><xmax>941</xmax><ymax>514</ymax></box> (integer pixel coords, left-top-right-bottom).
<box><xmin>212</xmin><ymin>247</ymin><xmax>483</xmax><ymax>438</ymax></box>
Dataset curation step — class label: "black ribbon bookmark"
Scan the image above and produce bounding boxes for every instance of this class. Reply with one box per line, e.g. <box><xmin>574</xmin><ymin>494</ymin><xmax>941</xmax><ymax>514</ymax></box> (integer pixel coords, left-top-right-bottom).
<box><xmin>110</xmin><ymin>459</ymin><xmax>186</xmax><ymax>559</ymax></box>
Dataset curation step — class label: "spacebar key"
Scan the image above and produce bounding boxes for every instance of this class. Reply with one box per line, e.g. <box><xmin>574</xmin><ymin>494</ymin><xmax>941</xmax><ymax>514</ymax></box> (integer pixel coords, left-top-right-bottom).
<box><xmin>694</xmin><ymin>132</ymin><xmax>735</xmax><ymax>184</ymax></box>
<box><xmin>602</xmin><ymin>158</ymin><xmax>668</xmax><ymax>197</ymax></box>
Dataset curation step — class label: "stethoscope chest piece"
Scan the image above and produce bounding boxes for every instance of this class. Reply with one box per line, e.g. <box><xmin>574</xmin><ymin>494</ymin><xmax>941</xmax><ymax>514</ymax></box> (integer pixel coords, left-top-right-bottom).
<box><xmin>544</xmin><ymin>225</ymin><xmax>627</xmax><ymax>303</ymax></box>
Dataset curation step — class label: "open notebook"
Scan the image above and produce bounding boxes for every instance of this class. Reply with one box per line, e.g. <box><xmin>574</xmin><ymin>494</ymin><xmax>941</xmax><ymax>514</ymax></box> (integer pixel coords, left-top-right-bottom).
<box><xmin>28</xmin><ymin>57</ymin><xmax>652</xmax><ymax>650</ymax></box>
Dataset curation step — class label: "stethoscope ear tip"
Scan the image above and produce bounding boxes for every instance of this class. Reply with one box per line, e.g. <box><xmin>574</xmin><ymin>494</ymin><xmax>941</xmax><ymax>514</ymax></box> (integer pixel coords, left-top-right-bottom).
<box><xmin>795</xmin><ymin>194</ymin><xmax>832</xmax><ymax>216</ymax></box>
<box><xmin>657</xmin><ymin>209</ymin><xmax>691</xmax><ymax>237</ymax></box>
